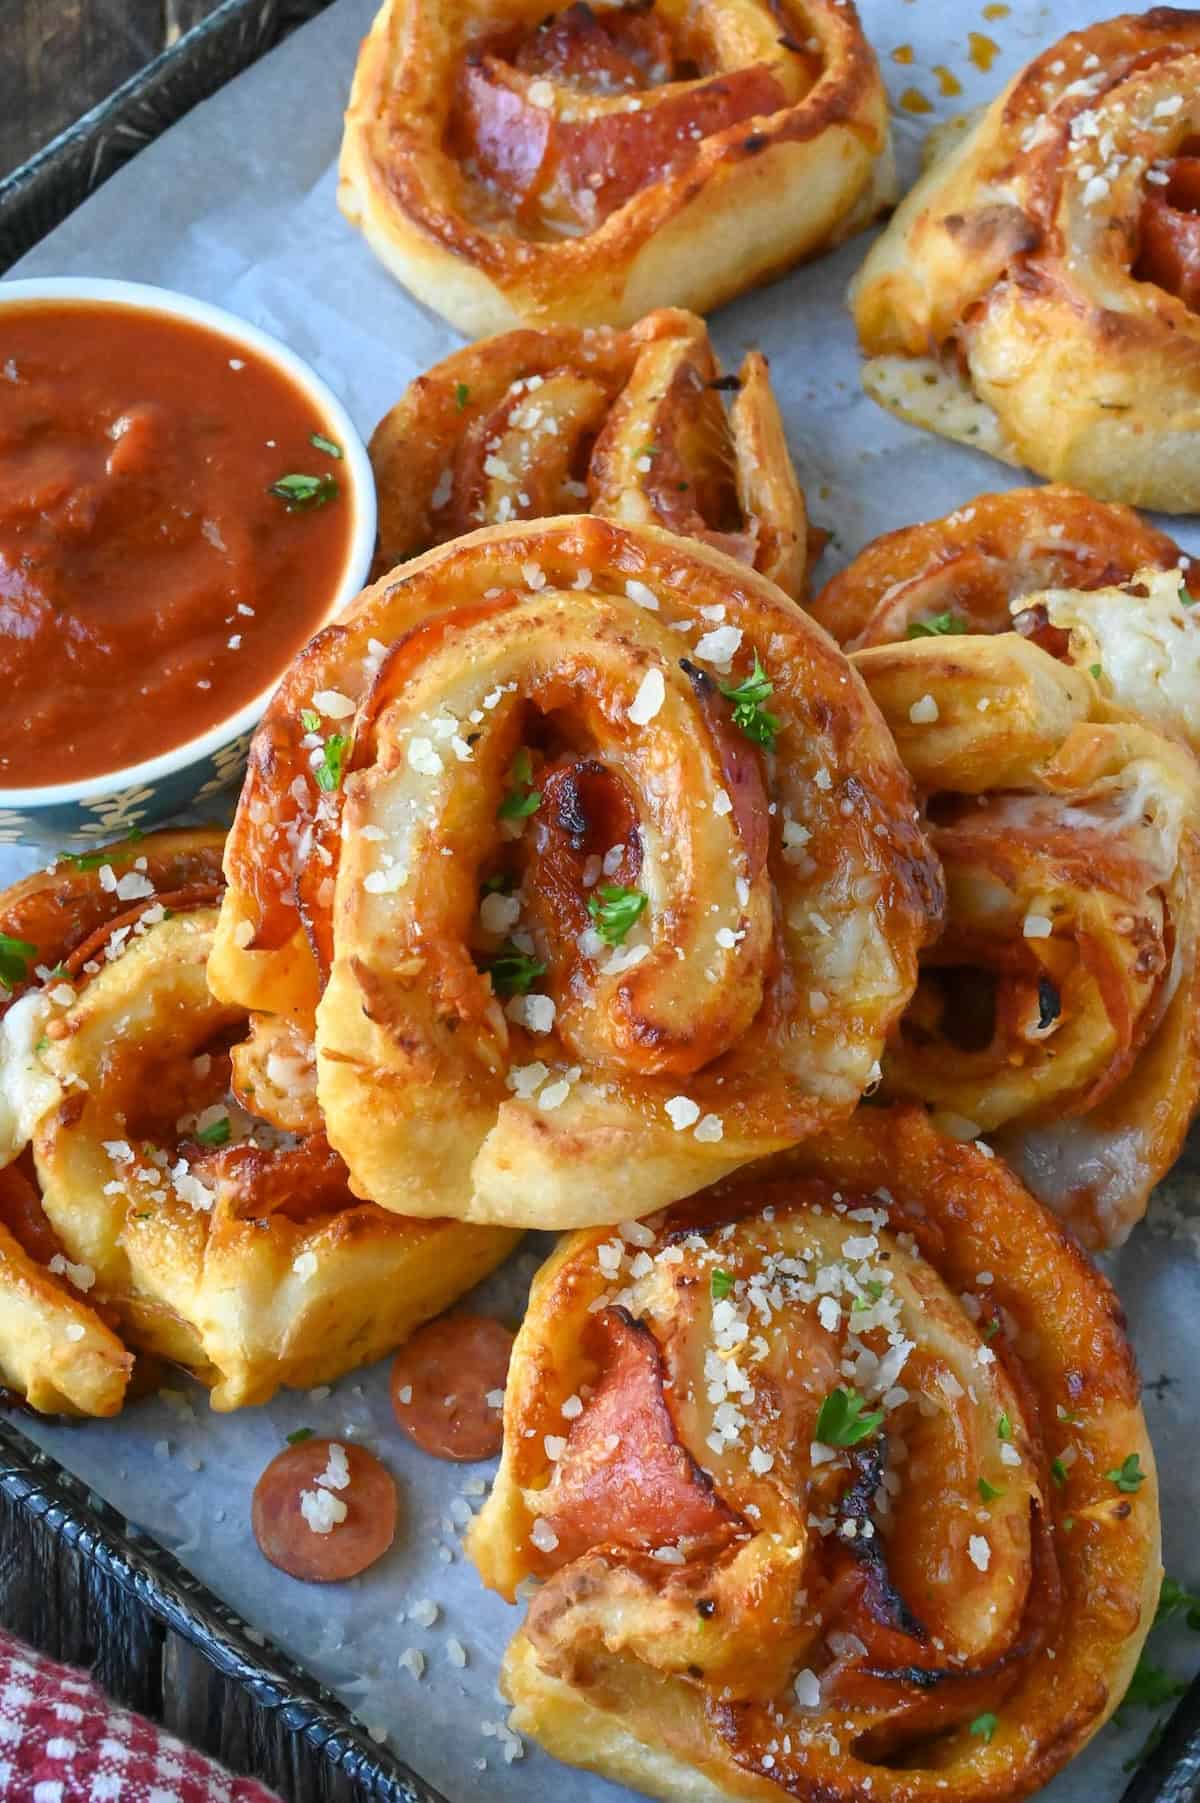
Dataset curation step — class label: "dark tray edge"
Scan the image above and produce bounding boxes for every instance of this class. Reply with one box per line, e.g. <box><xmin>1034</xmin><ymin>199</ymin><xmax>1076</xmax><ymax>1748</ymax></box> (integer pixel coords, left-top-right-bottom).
<box><xmin>0</xmin><ymin>1412</ymin><xmax>446</xmax><ymax>1803</ymax></box>
<box><xmin>0</xmin><ymin>0</ymin><xmax>334</xmax><ymax>273</ymax></box>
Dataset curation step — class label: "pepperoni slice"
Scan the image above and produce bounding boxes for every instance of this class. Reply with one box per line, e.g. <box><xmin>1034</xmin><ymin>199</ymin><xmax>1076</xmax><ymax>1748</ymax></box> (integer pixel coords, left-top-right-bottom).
<box><xmin>251</xmin><ymin>1439</ymin><xmax>398</xmax><ymax>1582</ymax></box>
<box><xmin>1137</xmin><ymin>156</ymin><xmax>1200</xmax><ymax>310</ymax></box>
<box><xmin>541</xmin><ymin>1306</ymin><xmax>743</xmax><ymax>1564</ymax></box>
<box><xmin>390</xmin><ymin>1314</ymin><xmax>514</xmax><ymax>1461</ymax></box>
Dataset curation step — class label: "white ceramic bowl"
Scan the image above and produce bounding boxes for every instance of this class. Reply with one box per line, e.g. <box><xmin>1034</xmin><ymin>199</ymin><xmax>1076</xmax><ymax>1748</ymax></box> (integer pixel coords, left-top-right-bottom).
<box><xmin>0</xmin><ymin>276</ymin><xmax>376</xmax><ymax>847</ymax></box>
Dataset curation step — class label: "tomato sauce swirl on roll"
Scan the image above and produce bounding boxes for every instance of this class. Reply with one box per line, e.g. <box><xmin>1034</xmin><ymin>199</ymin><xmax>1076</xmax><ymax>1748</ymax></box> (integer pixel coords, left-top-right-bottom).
<box><xmin>338</xmin><ymin>0</ymin><xmax>894</xmax><ymax>335</ymax></box>
<box><xmin>371</xmin><ymin>308</ymin><xmax>811</xmax><ymax>600</ymax></box>
<box><xmin>850</xmin><ymin>9</ymin><xmax>1200</xmax><ymax>512</ymax></box>
<box><xmin>210</xmin><ymin>516</ymin><xmax>942</xmax><ymax>1231</ymax></box>
<box><xmin>810</xmin><ymin>485</ymin><xmax>1196</xmax><ymax>649</ymax></box>
<box><xmin>854</xmin><ymin>632</ymin><xmax>1200</xmax><ymax>1248</ymax></box>
<box><xmin>468</xmin><ymin>1107</ymin><xmax>1161</xmax><ymax>1803</ymax></box>
<box><xmin>0</xmin><ymin>830</ymin><xmax>517</xmax><ymax>1416</ymax></box>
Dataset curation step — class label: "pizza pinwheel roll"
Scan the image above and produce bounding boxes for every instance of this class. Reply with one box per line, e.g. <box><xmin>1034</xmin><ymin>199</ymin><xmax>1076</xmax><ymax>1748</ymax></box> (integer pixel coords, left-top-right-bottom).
<box><xmin>211</xmin><ymin>517</ymin><xmax>941</xmax><ymax>1229</ymax></box>
<box><xmin>810</xmin><ymin>485</ymin><xmax>1194</xmax><ymax>648</ymax></box>
<box><xmin>468</xmin><ymin>1107</ymin><xmax>1160</xmax><ymax>1803</ymax></box>
<box><xmin>338</xmin><ymin>0</ymin><xmax>894</xmax><ymax>335</ymax></box>
<box><xmin>372</xmin><ymin>308</ymin><xmax>809</xmax><ymax>599</ymax></box>
<box><xmin>851</xmin><ymin>10</ymin><xmax>1200</xmax><ymax>511</ymax></box>
<box><xmin>854</xmin><ymin>633</ymin><xmax>1200</xmax><ymax>1246</ymax></box>
<box><xmin>0</xmin><ymin>828</ymin><xmax>226</xmax><ymax>1417</ymax></box>
<box><xmin>0</xmin><ymin>836</ymin><xmax>516</xmax><ymax>1414</ymax></box>
<box><xmin>809</xmin><ymin>486</ymin><xmax>1200</xmax><ymax>755</ymax></box>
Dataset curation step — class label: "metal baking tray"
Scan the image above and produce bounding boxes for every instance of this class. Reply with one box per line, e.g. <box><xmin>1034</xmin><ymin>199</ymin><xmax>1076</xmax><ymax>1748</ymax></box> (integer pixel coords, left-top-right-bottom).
<box><xmin>0</xmin><ymin>4</ymin><xmax>1198</xmax><ymax>1800</ymax></box>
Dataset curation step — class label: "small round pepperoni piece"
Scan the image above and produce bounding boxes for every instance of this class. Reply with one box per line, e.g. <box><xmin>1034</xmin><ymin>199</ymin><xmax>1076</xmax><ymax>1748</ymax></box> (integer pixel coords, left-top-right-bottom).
<box><xmin>390</xmin><ymin>1314</ymin><xmax>514</xmax><ymax>1461</ymax></box>
<box><xmin>251</xmin><ymin>1438</ymin><xmax>398</xmax><ymax>1583</ymax></box>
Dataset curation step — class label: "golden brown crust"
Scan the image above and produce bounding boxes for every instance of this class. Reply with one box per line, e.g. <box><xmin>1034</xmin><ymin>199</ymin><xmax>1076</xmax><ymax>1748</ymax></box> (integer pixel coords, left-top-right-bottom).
<box><xmin>470</xmin><ymin>1106</ymin><xmax>1160</xmax><ymax>1802</ymax></box>
<box><xmin>212</xmin><ymin>516</ymin><xmax>941</xmax><ymax>1229</ymax></box>
<box><xmin>370</xmin><ymin>309</ymin><xmax>809</xmax><ymax>598</ymax></box>
<box><xmin>0</xmin><ymin>836</ymin><xmax>518</xmax><ymax>1416</ymax></box>
<box><xmin>809</xmin><ymin>486</ymin><xmax>1193</xmax><ymax>648</ymax></box>
<box><xmin>339</xmin><ymin>0</ymin><xmax>894</xmax><ymax>335</ymax></box>
<box><xmin>851</xmin><ymin>9</ymin><xmax>1200</xmax><ymax>511</ymax></box>
<box><xmin>854</xmin><ymin>632</ymin><xmax>1200</xmax><ymax>1246</ymax></box>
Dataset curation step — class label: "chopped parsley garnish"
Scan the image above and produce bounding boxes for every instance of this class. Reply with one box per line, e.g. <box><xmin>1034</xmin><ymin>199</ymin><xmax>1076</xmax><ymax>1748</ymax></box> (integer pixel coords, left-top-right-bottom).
<box><xmin>814</xmin><ymin>1387</ymin><xmax>884</xmax><ymax>1448</ymax></box>
<box><xmin>196</xmin><ymin>1116</ymin><xmax>231</xmax><ymax>1148</ymax></box>
<box><xmin>969</xmin><ymin>1713</ymin><xmax>998</xmax><ymax>1744</ymax></box>
<box><xmin>487</xmin><ymin>942</ymin><xmax>547</xmax><ymax>997</ymax></box>
<box><xmin>455</xmin><ymin>382</ymin><xmax>470</xmax><ymax>410</ymax></box>
<box><xmin>60</xmin><ymin>829</ymin><xmax>145</xmax><ymax>871</ymax></box>
<box><xmin>300</xmin><ymin>708</ymin><xmax>321</xmax><ymax>733</ymax></box>
<box><xmin>286</xmin><ymin>1426</ymin><xmax>315</xmax><ymax>1445</ymax></box>
<box><xmin>1089</xmin><ymin>662</ymin><xmax>1102</xmax><ymax>679</ymax></box>
<box><xmin>309</xmin><ymin>432</ymin><xmax>343</xmax><ymax>460</ymax></box>
<box><xmin>997</xmin><ymin>1411</ymin><xmax>1012</xmax><ymax>1442</ymax></box>
<box><xmin>1155</xmin><ymin>1575</ymin><xmax>1200</xmax><ymax>1630</ymax></box>
<box><xmin>269</xmin><ymin>471</ymin><xmax>339</xmax><ymax>511</ymax></box>
<box><xmin>637</xmin><ymin>444</ymin><xmax>658</xmax><ymax>460</ymax></box>
<box><xmin>982</xmin><ymin>1319</ymin><xmax>1001</xmax><ymax>1342</ymax></box>
<box><xmin>587</xmin><ymin>884</ymin><xmax>648</xmax><ymax>947</ymax></box>
<box><xmin>710</xmin><ymin>1269</ymin><xmax>734</xmax><ymax>1301</ymax></box>
<box><xmin>481</xmin><ymin>871</ymin><xmax>513</xmax><ymax>895</ymax></box>
<box><xmin>34</xmin><ymin>1037</ymin><xmax>49</xmax><ymax>1054</ymax></box>
<box><xmin>1050</xmin><ymin>1457</ymin><xmax>1068</xmax><ymax>1488</ymax></box>
<box><xmin>1122</xmin><ymin>1655</ymin><xmax>1187</xmax><ymax>1712</ymax></box>
<box><xmin>978</xmin><ymin>1476</ymin><xmax>1005</xmax><ymax>1503</ymax></box>
<box><xmin>0</xmin><ymin>934</ymin><xmax>36</xmax><ymax>993</ymax></box>
<box><xmin>498</xmin><ymin>749</ymin><xmax>542</xmax><ymax>820</ymax></box>
<box><xmin>314</xmin><ymin>732</ymin><xmax>351</xmax><ymax>793</ymax></box>
<box><xmin>906</xmin><ymin>611</ymin><xmax>967</xmax><ymax>638</ymax></box>
<box><xmin>720</xmin><ymin>654</ymin><xmax>781</xmax><ymax>751</ymax></box>
<box><xmin>852</xmin><ymin>1279</ymin><xmax>886</xmax><ymax>1310</ymax></box>
<box><xmin>1107</xmin><ymin>1452</ymin><xmax>1145</xmax><ymax>1493</ymax></box>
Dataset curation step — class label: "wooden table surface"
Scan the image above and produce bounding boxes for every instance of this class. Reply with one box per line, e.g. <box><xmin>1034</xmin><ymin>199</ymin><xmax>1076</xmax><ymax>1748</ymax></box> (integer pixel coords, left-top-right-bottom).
<box><xmin>0</xmin><ymin>6</ymin><xmax>365</xmax><ymax>1799</ymax></box>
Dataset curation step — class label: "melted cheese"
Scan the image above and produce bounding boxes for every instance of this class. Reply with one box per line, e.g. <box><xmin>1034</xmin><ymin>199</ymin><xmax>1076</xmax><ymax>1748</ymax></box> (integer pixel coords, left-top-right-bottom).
<box><xmin>0</xmin><ymin>991</ymin><xmax>59</xmax><ymax>1164</ymax></box>
<box><xmin>1027</xmin><ymin>566</ymin><xmax>1200</xmax><ymax>753</ymax></box>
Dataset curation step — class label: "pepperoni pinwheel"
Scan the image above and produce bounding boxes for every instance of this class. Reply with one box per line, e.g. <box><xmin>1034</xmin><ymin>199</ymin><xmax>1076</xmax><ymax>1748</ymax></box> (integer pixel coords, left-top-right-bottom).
<box><xmin>338</xmin><ymin>0</ymin><xmax>893</xmax><ymax>335</ymax></box>
<box><xmin>0</xmin><ymin>832</ymin><xmax>516</xmax><ymax>1415</ymax></box>
<box><xmin>851</xmin><ymin>9</ymin><xmax>1200</xmax><ymax>512</ymax></box>
<box><xmin>809</xmin><ymin>485</ymin><xmax>1195</xmax><ymax>648</ymax></box>
<box><xmin>210</xmin><ymin>516</ymin><xmax>942</xmax><ymax>1230</ymax></box>
<box><xmin>372</xmin><ymin>308</ymin><xmax>810</xmax><ymax>599</ymax></box>
<box><xmin>468</xmin><ymin>1107</ymin><xmax>1160</xmax><ymax>1803</ymax></box>
<box><xmin>808</xmin><ymin>486</ymin><xmax>1200</xmax><ymax>755</ymax></box>
<box><xmin>855</xmin><ymin>633</ymin><xmax>1200</xmax><ymax>1247</ymax></box>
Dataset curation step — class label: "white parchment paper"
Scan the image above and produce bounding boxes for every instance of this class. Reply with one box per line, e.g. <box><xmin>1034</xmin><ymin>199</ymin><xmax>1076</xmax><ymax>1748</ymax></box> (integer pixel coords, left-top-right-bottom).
<box><xmin>4</xmin><ymin>1</ymin><xmax>1200</xmax><ymax>1796</ymax></box>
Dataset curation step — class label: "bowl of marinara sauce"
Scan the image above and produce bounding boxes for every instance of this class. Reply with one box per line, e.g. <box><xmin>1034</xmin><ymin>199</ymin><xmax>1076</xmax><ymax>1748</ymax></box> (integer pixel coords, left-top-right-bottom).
<box><xmin>0</xmin><ymin>277</ymin><xmax>376</xmax><ymax>845</ymax></box>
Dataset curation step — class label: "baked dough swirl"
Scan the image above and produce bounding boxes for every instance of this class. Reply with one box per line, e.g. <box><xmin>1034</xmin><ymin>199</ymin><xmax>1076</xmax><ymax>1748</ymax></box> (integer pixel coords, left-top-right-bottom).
<box><xmin>855</xmin><ymin>633</ymin><xmax>1200</xmax><ymax>1246</ymax></box>
<box><xmin>0</xmin><ymin>829</ymin><xmax>224</xmax><ymax>1416</ymax></box>
<box><xmin>372</xmin><ymin>308</ymin><xmax>810</xmax><ymax>598</ymax></box>
<box><xmin>809</xmin><ymin>485</ymin><xmax>1200</xmax><ymax>754</ymax></box>
<box><xmin>0</xmin><ymin>834</ymin><xmax>516</xmax><ymax>1414</ymax></box>
<box><xmin>339</xmin><ymin>0</ymin><xmax>894</xmax><ymax>334</ymax></box>
<box><xmin>851</xmin><ymin>9</ymin><xmax>1200</xmax><ymax>511</ymax></box>
<box><xmin>810</xmin><ymin>485</ymin><xmax>1195</xmax><ymax>648</ymax></box>
<box><xmin>468</xmin><ymin>1107</ymin><xmax>1160</xmax><ymax>1803</ymax></box>
<box><xmin>211</xmin><ymin>516</ymin><xmax>941</xmax><ymax>1229</ymax></box>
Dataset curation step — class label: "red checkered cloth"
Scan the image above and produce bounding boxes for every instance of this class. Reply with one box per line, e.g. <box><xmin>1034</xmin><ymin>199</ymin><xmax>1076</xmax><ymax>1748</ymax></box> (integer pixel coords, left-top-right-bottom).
<box><xmin>0</xmin><ymin>1627</ymin><xmax>282</xmax><ymax>1802</ymax></box>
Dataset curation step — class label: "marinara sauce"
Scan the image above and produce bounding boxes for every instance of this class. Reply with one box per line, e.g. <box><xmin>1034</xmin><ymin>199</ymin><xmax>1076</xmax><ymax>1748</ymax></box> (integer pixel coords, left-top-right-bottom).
<box><xmin>0</xmin><ymin>301</ymin><xmax>355</xmax><ymax>787</ymax></box>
